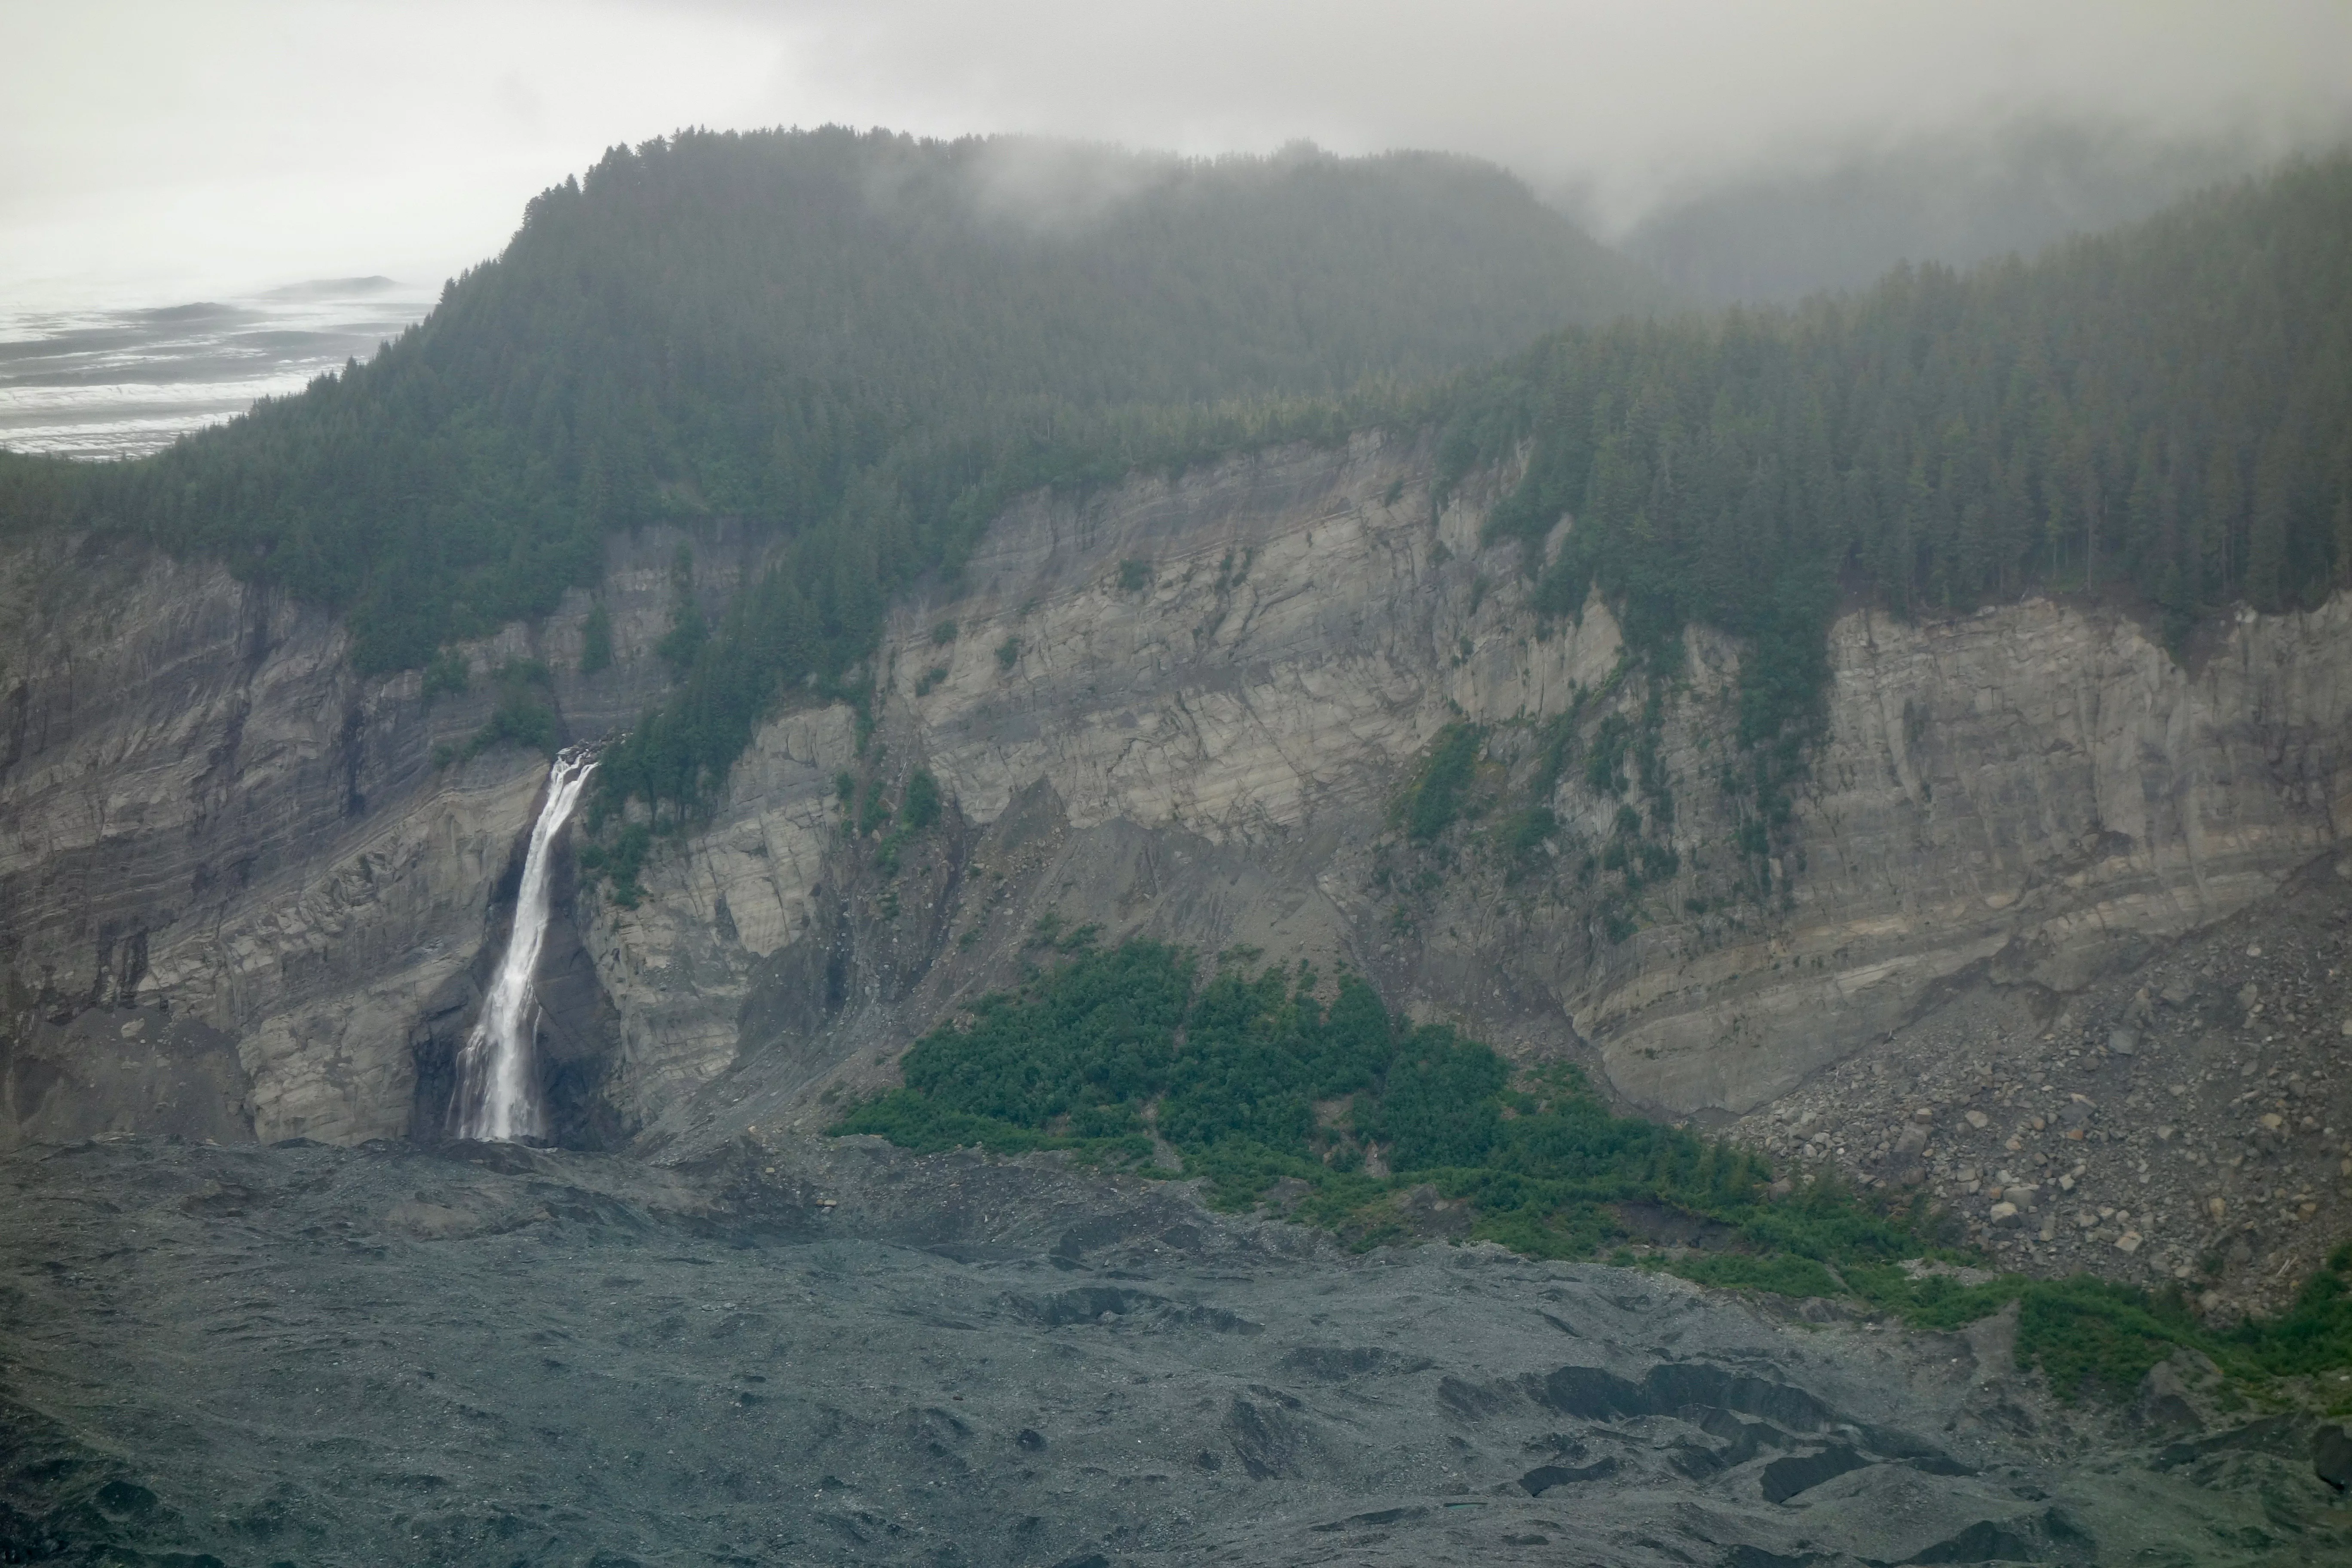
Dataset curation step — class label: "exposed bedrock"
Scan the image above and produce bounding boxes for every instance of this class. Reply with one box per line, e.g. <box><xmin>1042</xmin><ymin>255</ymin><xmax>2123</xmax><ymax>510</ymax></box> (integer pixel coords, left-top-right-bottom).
<box><xmin>592</xmin><ymin>432</ymin><xmax>2352</xmax><ymax>1147</ymax></box>
<box><xmin>3</xmin><ymin>433</ymin><xmax>2346</xmax><ymax>1149</ymax></box>
<box><xmin>0</xmin><ymin>522</ymin><xmax>750</xmax><ymax>1147</ymax></box>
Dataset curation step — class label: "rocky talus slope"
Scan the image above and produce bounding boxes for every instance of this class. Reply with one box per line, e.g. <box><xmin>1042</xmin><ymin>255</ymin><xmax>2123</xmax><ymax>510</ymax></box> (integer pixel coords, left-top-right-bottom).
<box><xmin>5</xmin><ymin>435</ymin><xmax>2350</xmax><ymax>1186</ymax></box>
<box><xmin>1732</xmin><ymin>854</ymin><xmax>2352</xmax><ymax>1324</ymax></box>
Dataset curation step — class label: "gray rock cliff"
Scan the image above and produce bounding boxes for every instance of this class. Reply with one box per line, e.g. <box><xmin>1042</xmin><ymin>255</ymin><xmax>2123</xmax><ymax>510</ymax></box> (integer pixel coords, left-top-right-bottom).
<box><xmin>3</xmin><ymin>434</ymin><xmax>2345</xmax><ymax>1153</ymax></box>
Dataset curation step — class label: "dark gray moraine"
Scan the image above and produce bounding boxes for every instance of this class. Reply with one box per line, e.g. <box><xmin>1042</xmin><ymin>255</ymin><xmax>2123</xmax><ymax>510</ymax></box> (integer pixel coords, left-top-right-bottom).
<box><xmin>3</xmin><ymin>1136</ymin><xmax>2345</xmax><ymax>1566</ymax></box>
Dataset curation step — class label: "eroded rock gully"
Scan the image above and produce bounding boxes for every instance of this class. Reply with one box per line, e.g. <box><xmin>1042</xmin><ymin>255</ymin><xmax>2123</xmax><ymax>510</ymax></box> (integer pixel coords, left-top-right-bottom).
<box><xmin>4</xmin><ymin>434</ymin><xmax>2348</xmax><ymax>1172</ymax></box>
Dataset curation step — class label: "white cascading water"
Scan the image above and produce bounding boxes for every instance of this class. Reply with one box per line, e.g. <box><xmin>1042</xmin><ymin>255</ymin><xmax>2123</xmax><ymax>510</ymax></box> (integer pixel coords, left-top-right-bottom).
<box><xmin>450</xmin><ymin>748</ymin><xmax>596</xmax><ymax>1142</ymax></box>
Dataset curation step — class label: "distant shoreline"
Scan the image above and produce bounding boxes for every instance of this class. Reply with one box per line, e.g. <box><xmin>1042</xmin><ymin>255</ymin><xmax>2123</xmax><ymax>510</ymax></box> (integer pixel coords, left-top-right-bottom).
<box><xmin>0</xmin><ymin>279</ymin><xmax>432</xmax><ymax>461</ymax></box>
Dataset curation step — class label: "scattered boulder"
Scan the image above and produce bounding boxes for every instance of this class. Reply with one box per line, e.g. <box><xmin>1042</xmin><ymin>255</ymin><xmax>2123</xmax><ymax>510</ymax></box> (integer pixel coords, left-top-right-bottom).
<box><xmin>2315</xmin><ymin>1422</ymin><xmax>2352</xmax><ymax>1494</ymax></box>
<box><xmin>2134</xmin><ymin>1365</ymin><xmax>2202</xmax><ymax>1435</ymax></box>
<box><xmin>1393</xmin><ymin>1182</ymin><xmax>1474</xmax><ymax>1238</ymax></box>
<box><xmin>1758</xmin><ymin>1445</ymin><xmax>1870</xmax><ymax>1504</ymax></box>
<box><xmin>1518</xmin><ymin>1456</ymin><xmax>1618</xmax><ymax>1496</ymax></box>
<box><xmin>1280</xmin><ymin>1346</ymin><xmax>1432</xmax><ymax>1382</ymax></box>
<box><xmin>1223</xmin><ymin>1395</ymin><xmax>1309</xmax><ymax>1480</ymax></box>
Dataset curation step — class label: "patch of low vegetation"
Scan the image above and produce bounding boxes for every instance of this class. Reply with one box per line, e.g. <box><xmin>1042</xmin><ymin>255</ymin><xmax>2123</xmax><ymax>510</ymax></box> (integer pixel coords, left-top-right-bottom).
<box><xmin>462</xmin><ymin>659</ymin><xmax>560</xmax><ymax>760</ymax></box>
<box><xmin>856</xmin><ymin>779</ymin><xmax>893</xmax><ymax>838</ymax></box>
<box><xmin>1396</xmin><ymin>722</ymin><xmax>1488</xmax><ymax>842</ymax></box>
<box><xmin>873</xmin><ymin>768</ymin><xmax>945</xmax><ymax>875</ymax></box>
<box><xmin>833</xmin><ymin>936</ymin><xmax>2352</xmax><ymax>1404</ymax></box>
<box><xmin>421</xmin><ymin>647</ymin><xmax>470</xmax><ymax>702</ymax></box>
<box><xmin>654</xmin><ymin>544</ymin><xmax>708</xmax><ymax>674</ymax></box>
<box><xmin>576</xmin><ymin>821</ymin><xmax>653</xmax><ymax>908</ymax></box>
<box><xmin>900</xmin><ymin>769</ymin><xmax>941</xmax><ymax>831</ymax></box>
<box><xmin>1385</xmin><ymin>683</ymin><xmax>1693</xmax><ymax>937</ymax></box>
<box><xmin>1491</xmin><ymin>804</ymin><xmax>1558</xmax><ymax>879</ymax></box>
<box><xmin>579</xmin><ymin>601</ymin><xmax>614</xmax><ymax>675</ymax></box>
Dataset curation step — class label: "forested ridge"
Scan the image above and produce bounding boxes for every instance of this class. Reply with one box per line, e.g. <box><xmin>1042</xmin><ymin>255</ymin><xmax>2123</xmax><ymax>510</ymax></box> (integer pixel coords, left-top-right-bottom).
<box><xmin>1433</xmin><ymin>152</ymin><xmax>2352</xmax><ymax>788</ymax></box>
<box><xmin>2</xmin><ymin>138</ymin><xmax>2347</xmax><ymax>836</ymax></box>
<box><xmin>0</xmin><ymin>127</ymin><xmax>1657</xmax><ymax>680</ymax></box>
<box><xmin>568</xmin><ymin>150</ymin><xmax>2352</xmax><ymax>835</ymax></box>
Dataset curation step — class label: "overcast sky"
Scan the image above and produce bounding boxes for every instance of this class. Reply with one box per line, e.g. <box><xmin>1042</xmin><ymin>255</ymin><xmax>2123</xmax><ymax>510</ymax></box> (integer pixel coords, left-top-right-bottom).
<box><xmin>4</xmin><ymin>0</ymin><xmax>2349</xmax><ymax>311</ymax></box>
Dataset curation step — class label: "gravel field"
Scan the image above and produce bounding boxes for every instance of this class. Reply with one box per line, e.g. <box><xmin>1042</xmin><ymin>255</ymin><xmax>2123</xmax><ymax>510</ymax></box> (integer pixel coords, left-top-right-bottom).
<box><xmin>4</xmin><ymin>1134</ymin><xmax>2350</xmax><ymax>1566</ymax></box>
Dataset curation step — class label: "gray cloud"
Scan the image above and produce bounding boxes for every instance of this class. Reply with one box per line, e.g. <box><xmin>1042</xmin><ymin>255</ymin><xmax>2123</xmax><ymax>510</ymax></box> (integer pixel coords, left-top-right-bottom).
<box><xmin>734</xmin><ymin>1</ymin><xmax>2352</xmax><ymax>218</ymax></box>
<box><xmin>959</xmin><ymin>138</ymin><xmax>1187</xmax><ymax>234</ymax></box>
<box><xmin>3</xmin><ymin>0</ymin><xmax>2348</xmax><ymax>309</ymax></box>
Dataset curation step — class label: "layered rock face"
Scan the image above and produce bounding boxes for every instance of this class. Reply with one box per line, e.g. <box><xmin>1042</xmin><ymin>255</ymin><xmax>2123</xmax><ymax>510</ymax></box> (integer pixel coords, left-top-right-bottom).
<box><xmin>3</xmin><ymin>435</ymin><xmax>2346</xmax><ymax>1152</ymax></box>
<box><xmin>0</xmin><ymin>524</ymin><xmax>747</xmax><ymax>1146</ymax></box>
<box><xmin>590</xmin><ymin>434</ymin><xmax>2352</xmax><ymax>1149</ymax></box>
<box><xmin>1589</xmin><ymin>594</ymin><xmax>2352</xmax><ymax>1112</ymax></box>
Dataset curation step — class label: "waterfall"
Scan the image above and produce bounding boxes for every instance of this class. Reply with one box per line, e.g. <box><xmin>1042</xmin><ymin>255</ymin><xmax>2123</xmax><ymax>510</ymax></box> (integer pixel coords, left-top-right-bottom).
<box><xmin>451</xmin><ymin>748</ymin><xmax>596</xmax><ymax>1142</ymax></box>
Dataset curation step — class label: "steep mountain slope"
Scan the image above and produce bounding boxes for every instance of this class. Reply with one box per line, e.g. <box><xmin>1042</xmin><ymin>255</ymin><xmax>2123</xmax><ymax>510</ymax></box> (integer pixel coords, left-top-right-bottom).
<box><xmin>7</xmin><ymin>435</ymin><xmax>2348</xmax><ymax>1280</ymax></box>
<box><xmin>0</xmin><ymin>149</ymin><xmax>2347</xmax><ymax>1307</ymax></box>
<box><xmin>584</xmin><ymin>149</ymin><xmax>2352</xmax><ymax>854</ymax></box>
<box><xmin>5</xmin><ymin>136</ymin><xmax>2352</xmax><ymax>1568</ymax></box>
<box><xmin>0</xmin><ymin>129</ymin><xmax>1664</xmax><ymax>675</ymax></box>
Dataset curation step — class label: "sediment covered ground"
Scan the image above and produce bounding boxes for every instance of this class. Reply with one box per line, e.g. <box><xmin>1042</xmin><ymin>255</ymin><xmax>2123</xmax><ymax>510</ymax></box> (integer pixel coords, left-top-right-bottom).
<box><xmin>3</xmin><ymin>1135</ymin><xmax>2348</xmax><ymax>1567</ymax></box>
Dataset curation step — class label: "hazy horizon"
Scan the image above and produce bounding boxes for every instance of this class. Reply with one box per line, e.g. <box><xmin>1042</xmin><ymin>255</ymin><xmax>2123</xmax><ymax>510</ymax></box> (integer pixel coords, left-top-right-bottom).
<box><xmin>4</xmin><ymin>0</ymin><xmax>2348</xmax><ymax>313</ymax></box>
<box><xmin>6</xmin><ymin>1</ymin><xmax>2349</xmax><ymax>457</ymax></box>
<box><xmin>3</xmin><ymin>116</ymin><xmax>2340</xmax><ymax>460</ymax></box>
<box><xmin>0</xmin><ymin>274</ymin><xmax>436</xmax><ymax>459</ymax></box>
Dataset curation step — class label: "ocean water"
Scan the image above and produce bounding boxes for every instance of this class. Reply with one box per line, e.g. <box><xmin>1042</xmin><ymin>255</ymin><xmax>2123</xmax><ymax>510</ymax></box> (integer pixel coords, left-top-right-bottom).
<box><xmin>0</xmin><ymin>276</ymin><xmax>433</xmax><ymax>461</ymax></box>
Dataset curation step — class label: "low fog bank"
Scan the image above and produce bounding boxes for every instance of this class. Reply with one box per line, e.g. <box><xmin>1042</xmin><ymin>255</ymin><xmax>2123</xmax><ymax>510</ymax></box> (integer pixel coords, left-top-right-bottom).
<box><xmin>1590</xmin><ymin>117</ymin><xmax>2352</xmax><ymax>306</ymax></box>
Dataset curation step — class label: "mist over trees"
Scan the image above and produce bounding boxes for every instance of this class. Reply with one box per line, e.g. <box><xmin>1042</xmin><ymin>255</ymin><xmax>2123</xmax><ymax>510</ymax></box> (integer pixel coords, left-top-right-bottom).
<box><xmin>1615</xmin><ymin>121</ymin><xmax>2310</xmax><ymax>306</ymax></box>
<box><xmin>1492</xmin><ymin>153</ymin><xmax>2352</xmax><ymax>620</ymax></box>
<box><xmin>1435</xmin><ymin>153</ymin><xmax>2352</xmax><ymax>802</ymax></box>
<box><xmin>0</xmin><ymin>128</ymin><xmax>1659</xmax><ymax>679</ymax></box>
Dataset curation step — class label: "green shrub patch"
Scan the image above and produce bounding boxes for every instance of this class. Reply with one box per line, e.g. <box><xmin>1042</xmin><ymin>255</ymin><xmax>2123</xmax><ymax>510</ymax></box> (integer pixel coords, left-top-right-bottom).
<box><xmin>833</xmin><ymin>937</ymin><xmax>2352</xmax><ymax>1403</ymax></box>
